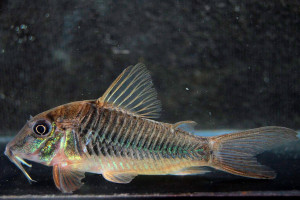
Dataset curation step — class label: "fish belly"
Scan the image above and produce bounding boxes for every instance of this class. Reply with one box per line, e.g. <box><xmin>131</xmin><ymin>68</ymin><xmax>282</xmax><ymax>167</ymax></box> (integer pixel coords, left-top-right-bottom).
<box><xmin>84</xmin><ymin>154</ymin><xmax>207</xmax><ymax>176</ymax></box>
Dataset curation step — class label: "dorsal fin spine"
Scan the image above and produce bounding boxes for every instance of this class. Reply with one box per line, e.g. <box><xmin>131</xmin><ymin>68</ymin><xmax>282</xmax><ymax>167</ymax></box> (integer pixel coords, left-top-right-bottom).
<box><xmin>100</xmin><ymin>72</ymin><xmax>124</xmax><ymax>103</ymax></box>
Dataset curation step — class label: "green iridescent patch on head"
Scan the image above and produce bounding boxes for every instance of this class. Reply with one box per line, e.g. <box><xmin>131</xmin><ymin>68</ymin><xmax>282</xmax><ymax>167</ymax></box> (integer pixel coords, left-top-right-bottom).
<box><xmin>27</xmin><ymin>122</ymin><xmax>57</xmax><ymax>154</ymax></box>
<box><xmin>39</xmin><ymin>123</ymin><xmax>64</xmax><ymax>163</ymax></box>
<box><xmin>28</xmin><ymin>137</ymin><xmax>45</xmax><ymax>153</ymax></box>
<box><xmin>64</xmin><ymin>129</ymin><xmax>82</xmax><ymax>161</ymax></box>
<box><xmin>40</xmin><ymin>132</ymin><xmax>62</xmax><ymax>162</ymax></box>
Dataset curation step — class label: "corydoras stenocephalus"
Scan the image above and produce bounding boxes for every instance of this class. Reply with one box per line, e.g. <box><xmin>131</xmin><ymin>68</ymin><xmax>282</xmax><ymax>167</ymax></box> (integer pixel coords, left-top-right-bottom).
<box><xmin>5</xmin><ymin>64</ymin><xmax>298</xmax><ymax>193</ymax></box>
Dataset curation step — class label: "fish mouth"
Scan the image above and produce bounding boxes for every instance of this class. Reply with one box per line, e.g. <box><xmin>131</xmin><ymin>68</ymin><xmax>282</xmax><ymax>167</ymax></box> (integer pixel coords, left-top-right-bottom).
<box><xmin>4</xmin><ymin>146</ymin><xmax>36</xmax><ymax>183</ymax></box>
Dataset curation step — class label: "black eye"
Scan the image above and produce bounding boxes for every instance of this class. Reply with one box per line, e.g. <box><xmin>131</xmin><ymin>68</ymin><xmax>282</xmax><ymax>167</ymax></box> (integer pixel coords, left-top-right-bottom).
<box><xmin>33</xmin><ymin>120</ymin><xmax>51</xmax><ymax>136</ymax></box>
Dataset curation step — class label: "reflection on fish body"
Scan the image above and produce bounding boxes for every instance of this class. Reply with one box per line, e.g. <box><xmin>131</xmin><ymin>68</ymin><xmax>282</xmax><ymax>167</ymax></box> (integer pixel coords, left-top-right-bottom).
<box><xmin>4</xmin><ymin>64</ymin><xmax>298</xmax><ymax>193</ymax></box>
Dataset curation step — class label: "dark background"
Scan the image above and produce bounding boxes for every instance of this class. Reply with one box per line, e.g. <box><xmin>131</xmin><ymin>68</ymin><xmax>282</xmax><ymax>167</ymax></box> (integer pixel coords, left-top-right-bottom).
<box><xmin>0</xmin><ymin>0</ymin><xmax>299</xmax><ymax>135</ymax></box>
<box><xmin>0</xmin><ymin>1</ymin><xmax>300</xmax><ymax>196</ymax></box>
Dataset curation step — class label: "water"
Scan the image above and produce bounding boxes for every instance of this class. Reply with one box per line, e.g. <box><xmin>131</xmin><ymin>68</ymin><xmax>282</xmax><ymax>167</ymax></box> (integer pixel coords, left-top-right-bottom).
<box><xmin>0</xmin><ymin>0</ymin><xmax>299</xmax><ymax>198</ymax></box>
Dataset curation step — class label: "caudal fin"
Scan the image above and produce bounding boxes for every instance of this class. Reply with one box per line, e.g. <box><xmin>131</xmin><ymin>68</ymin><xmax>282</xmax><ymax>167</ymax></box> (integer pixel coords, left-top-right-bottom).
<box><xmin>209</xmin><ymin>126</ymin><xmax>298</xmax><ymax>179</ymax></box>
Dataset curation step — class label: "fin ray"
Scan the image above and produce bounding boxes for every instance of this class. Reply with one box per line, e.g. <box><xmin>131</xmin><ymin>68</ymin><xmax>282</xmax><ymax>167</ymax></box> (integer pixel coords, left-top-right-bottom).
<box><xmin>210</xmin><ymin>126</ymin><xmax>298</xmax><ymax>179</ymax></box>
<box><xmin>97</xmin><ymin>63</ymin><xmax>161</xmax><ymax>118</ymax></box>
<box><xmin>53</xmin><ymin>164</ymin><xmax>85</xmax><ymax>193</ymax></box>
<box><xmin>102</xmin><ymin>171</ymin><xmax>137</xmax><ymax>184</ymax></box>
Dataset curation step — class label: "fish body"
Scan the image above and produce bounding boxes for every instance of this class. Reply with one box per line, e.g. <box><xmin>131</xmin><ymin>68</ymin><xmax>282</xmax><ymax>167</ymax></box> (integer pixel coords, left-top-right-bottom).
<box><xmin>54</xmin><ymin>102</ymin><xmax>209</xmax><ymax>174</ymax></box>
<box><xmin>5</xmin><ymin>64</ymin><xmax>298</xmax><ymax>193</ymax></box>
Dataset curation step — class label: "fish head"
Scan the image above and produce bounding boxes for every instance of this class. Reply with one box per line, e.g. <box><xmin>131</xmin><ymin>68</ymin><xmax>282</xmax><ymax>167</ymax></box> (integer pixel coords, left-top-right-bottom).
<box><xmin>4</xmin><ymin>112</ymin><xmax>64</xmax><ymax>183</ymax></box>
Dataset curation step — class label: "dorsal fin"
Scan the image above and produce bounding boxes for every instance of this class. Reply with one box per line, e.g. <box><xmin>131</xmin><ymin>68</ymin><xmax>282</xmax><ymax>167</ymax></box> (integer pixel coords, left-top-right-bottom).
<box><xmin>97</xmin><ymin>63</ymin><xmax>161</xmax><ymax>119</ymax></box>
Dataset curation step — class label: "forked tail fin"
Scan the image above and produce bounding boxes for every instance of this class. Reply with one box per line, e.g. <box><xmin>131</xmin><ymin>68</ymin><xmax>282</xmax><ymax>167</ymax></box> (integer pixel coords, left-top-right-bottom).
<box><xmin>209</xmin><ymin>126</ymin><xmax>298</xmax><ymax>179</ymax></box>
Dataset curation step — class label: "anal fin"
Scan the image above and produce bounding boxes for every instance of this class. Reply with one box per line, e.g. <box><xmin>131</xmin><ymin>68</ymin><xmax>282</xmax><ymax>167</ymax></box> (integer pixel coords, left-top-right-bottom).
<box><xmin>53</xmin><ymin>164</ymin><xmax>85</xmax><ymax>193</ymax></box>
<box><xmin>102</xmin><ymin>171</ymin><xmax>137</xmax><ymax>184</ymax></box>
<box><xmin>171</xmin><ymin>166</ymin><xmax>211</xmax><ymax>176</ymax></box>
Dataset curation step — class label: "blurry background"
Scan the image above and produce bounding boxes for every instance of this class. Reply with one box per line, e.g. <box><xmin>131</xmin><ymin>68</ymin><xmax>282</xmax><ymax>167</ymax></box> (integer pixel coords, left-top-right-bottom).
<box><xmin>0</xmin><ymin>0</ymin><xmax>299</xmax><ymax>135</ymax></box>
<box><xmin>0</xmin><ymin>1</ymin><xmax>300</xmax><ymax>196</ymax></box>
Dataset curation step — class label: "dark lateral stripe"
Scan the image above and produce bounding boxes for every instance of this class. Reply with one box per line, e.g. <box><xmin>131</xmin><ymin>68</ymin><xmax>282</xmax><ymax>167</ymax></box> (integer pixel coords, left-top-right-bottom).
<box><xmin>83</xmin><ymin>105</ymin><xmax>97</xmax><ymax>133</ymax></box>
<box><xmin>157</xmin><ymin>128</ymin><xmax>168</xmax><ymax>152</ymax></box>
<box><xmin>91</xmin><ymin>106</ymin><xmax>102</xmax><ymax>131</ymax></box>
<box><xmin>106</xmin><ymin>110</ymin><xmax>120</xmax><ymax>143</ymax></box>
<box><xmin>86</xmin><ymin>142</ymin><xmax>93</xmax><ymax>156</ymax></box>
<box><xmin>79</xmin><ymin>105</ymin><xmax>90</xmax><ymax>137</ymax></box>
<box><xmin>131</xmin><ymin>119</ymin><xmax>145</xmax><ymax>149</ymax></box>
<box><xmin>114</xmin><ymin>113</ymin><xmax>128</xmax><ymax>145</ymax></box>
<box><xmin>119</xmin><ymin>116</ymin><xmax>133</xmax><ymax>146</ymax></box>
<box><xmin>80</xmin><ymin>104</ymin><xmax>92</xmax><ymax>126</ymax></box>
<box><xmin>73</xmin><ymin>131</ymin><xmax>83</xmax><ymax>156</ymax></box>
<box><xmin>150</xmin><ymin>124</ymin><xmax>161</xmax><ymax>151</ymax></box>
<box><xmin>120</xmin><ymin>149</ymin><xmax>126</xmax><ymax>158</ymax></box>
<box><xmin>124</xmin><ymin>116</ymin><xmax>138</xmax><ymax>148</ymax></box>
<box><xmin>181</xmin><ymin>138</ymin><xmax>189</xmax><ymax>152</ymax></box>
<box><xmin>80</xmin><ymin>106</ymin><xmax>95</xmax><ymax>137</ymax></box>
<box><xmin>99</xmin><ymin>145</ymin><xmax>107</xmax><ymax>156</ymax></box>
<box><xmin>98</xmin><ymin>109</ymin><xmax>111</xmax><ymax>142</ymax></box>
<box><xmin>143</xmin><ymin>122</ymin><xmax>156</xmax><ymax>150</ymax></box>
<box><xmin>132</xmin><ymin>120</ymin><xmax>144</xmax><ymax>148</ymax></box>
<box><xmin>131</xmin><ymin>150</ymin><xmax>138</xmax><ymax>160</ymax></box>
<box><xmin>110</xmin><ymin>116</ymin><xmax>124</xmax><ymax>144</ymax></box>
<box><xmin>149</xmin><ymin>123</ymin><xmax>160</xmax><ymax>149</ymax></box>
<box><xmin>102</xmin><ymin>109</ymin><xmax>117</xmax><ymax>143</ymax></box>
<box><xmin>137</xmin><ymin>150</ymin><xmax>144</xmax><ymax>160</ymax></box>
<box><xmin>93</xmin><ymin>107</ymin><xmax>105</xmax><ymax>142</ymax></box>
<box><xmin>84</xmin><ymin>107</ymin><xmax>202</xmax><ymax>161</ymax></box>
<box><xmin>148</xmin><ymin>125</ymin><xmax>158</xmax><ymax>150</ymax></box>
<box><xmin>138</xmin><ymin>121</ymin><xmax>151</xmax><ymax>149</ymax></box>
<box><xmin>92</xmin><ymin>142</ymin><xmax>100</xmax><ymax>156</ymax></box>
<box><xmin>151</xmin><ymin>124</ymin><xmax>163</xmax><ymax>151</ymax></box>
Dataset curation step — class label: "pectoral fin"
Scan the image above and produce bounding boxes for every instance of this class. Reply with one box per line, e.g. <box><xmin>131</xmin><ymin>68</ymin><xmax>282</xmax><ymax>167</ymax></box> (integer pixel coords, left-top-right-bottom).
<box><xmin>102</xmin><ymin>171</ymin><xmax>137</xmax><ymax>184</ymax></box>
<box><xmin>53</xmin><ymin>164</ymin><xmax>85</xmax><ymax>193</ymax></box>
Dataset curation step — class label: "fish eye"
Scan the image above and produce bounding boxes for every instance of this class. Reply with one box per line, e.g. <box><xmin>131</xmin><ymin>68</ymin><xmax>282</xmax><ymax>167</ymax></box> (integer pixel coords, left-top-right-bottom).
<box><xmin>33</xmin><ymin>120</ymin><xmax>52</xmax><ymax>136</ymax></box>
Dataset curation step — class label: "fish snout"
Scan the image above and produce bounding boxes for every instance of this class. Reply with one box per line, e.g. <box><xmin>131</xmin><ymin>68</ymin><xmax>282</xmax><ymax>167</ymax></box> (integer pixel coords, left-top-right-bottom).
<box><xmin>4</xmin><ymin>144</ymin><xmax>18</xmax><ymax>164</ymax></box>
<box><xmin>4</xmin><ymin>138</ymin><xmax>20</xmax><ymax>158</ymax></box>
<box><xmin>4</xmin><ymin>143</ymin><xmax>14</xmax><ymax>159</ymax></box>
<box><xmin>4</xmin><ymin>145</ymin><xmax>10</xmax><ymax>157</ymax></box>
